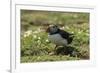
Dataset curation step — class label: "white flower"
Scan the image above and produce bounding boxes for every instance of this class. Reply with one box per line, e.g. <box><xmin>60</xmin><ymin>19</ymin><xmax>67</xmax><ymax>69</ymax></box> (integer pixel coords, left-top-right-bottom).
<box><xmin>61</xmin><ymin>26</ymin><xmax>65</xmax><ymax>29</ymax></box>
<box><xmin>71</xmin><ymin>31</ymin><xmax>74</xmax><ymax>33</ymax></box>
<box><xmin>24</xmin><ymin>34</ymin><xmax>27</xmax><ymax>37</ymax></box>
<box><xmin>26</xmin><ymin>30</ymin><xmax>32</xmax><ymax>35</ymax></box>
<box><xmin>24</xmin><ymin>30</ymin><xmax>32</xmax><ymax>37</ymax></box>
<box><xmin>46</xmin><ymin>39</ymin><xmax>49</xmax><ymax>42</ymax></box>
<box><xmin>33</xmin><ymin>28</ymin><xmax>41</xmax><ymax>34</ymax></box>
<box><xmin>38</xmin><ymin>37</ymin><xmax>41</xmax><ymax>40</ymax></box>
<box><xmin>33</xmin><ymin>35</ymin><xmax>37</xmax><ymax>38</ymax></box>
<box><xmin>37</xmin><ymin>40</ymin><xmax>41</xmax><ymax>44</ymax></box>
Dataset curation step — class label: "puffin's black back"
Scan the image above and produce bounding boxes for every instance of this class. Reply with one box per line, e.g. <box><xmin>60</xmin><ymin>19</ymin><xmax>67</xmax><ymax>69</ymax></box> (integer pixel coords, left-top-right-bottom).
<box><xmin>58</xmin><ymin>29</ymin><xmax>74</xmax><ymax>44</ymax></box>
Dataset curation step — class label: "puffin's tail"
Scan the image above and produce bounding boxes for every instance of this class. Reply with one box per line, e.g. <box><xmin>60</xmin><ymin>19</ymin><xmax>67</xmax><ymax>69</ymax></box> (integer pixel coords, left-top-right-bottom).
<box><xmin>68</xmin><ymin>34</ymin><xmax>74</xmax><ymax>44</ymax></box>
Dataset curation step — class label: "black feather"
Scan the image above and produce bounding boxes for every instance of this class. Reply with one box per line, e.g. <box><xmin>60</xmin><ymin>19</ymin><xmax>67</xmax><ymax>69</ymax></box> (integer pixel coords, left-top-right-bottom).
<box><xmin>59</xmin><ymin>29</ymin><xmax>74</xmax><ymax>44</ymax></box>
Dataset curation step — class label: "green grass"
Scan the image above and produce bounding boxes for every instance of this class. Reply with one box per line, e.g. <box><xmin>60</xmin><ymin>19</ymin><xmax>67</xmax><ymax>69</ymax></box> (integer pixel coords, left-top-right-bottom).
<box><xmin>20</xmin><ymin>10</ymin><xmax>90</xmax><ymax>63</ymax></box>
<box><xmin>21</xmin><ymin>55</ymin><xmax>80</xmax><ymax>63</ymax></box>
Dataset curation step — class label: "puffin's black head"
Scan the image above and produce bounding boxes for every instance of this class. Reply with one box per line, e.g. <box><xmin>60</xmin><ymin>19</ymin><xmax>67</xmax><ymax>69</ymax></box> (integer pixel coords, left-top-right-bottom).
<box><xmin>46</xmin><ymin>25</ymin><xmax>59</xmax><ymax>34</ymax></box>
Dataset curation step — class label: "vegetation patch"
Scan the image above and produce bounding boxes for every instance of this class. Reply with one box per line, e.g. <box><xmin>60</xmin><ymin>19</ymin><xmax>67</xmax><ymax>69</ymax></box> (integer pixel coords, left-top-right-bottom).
<box><xmin>21</xmin><ymin>10</ymin><xmax>89</xmax><ymax>63</ymax></box>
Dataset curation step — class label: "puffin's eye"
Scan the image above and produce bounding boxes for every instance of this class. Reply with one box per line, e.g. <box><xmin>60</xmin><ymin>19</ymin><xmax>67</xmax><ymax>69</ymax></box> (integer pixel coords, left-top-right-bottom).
<box><xmin>53</xmin><ymin>26</ymin><xmax>56</xmax><ymax>28</ymax></box>
<box><xmin>53</xmin><ymin>26</ymin><xmax>55</xmax><ymax>28</ymax></box>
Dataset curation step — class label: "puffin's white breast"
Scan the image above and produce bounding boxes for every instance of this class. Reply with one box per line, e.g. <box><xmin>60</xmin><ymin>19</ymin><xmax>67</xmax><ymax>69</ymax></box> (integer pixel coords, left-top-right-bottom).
<box><xmin>48</xmin><ymin>34</ymin><xmax>67</xmax><ymax>46</ymax></box>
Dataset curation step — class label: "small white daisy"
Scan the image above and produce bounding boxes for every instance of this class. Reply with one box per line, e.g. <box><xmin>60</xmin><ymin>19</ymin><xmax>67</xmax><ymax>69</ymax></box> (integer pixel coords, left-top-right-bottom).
<box><xmin>38</xmin><ymin>37</ymin><xmax>41</xmax><ymax>40</ymax></box>
<box><xmin>24</xmin><ymin>30</ymin><xmax>32</xmax><ymax>37</ymax></box>
<box><xmin>46</xmin><ymin>39</ymin><xmax>49</xmax><ymax>42</ymax></box>
<box><xmin>33</xmin><ymin>35</ymin><xmax>37</xmax><ymax>38</ymax></box>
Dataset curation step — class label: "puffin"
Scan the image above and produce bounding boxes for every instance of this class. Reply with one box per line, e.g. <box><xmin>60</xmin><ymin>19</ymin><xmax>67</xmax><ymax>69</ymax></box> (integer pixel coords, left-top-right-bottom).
<box><xmin>46</xmin><ymin>25</ymin><xmax>74</xmax><ymax>48</ymax></box>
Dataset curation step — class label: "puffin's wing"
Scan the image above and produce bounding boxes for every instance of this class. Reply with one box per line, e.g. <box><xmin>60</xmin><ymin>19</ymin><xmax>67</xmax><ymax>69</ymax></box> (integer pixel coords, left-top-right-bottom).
<box><xmin>59</xmin><ymin>30</ymin><xmax>74</xmax><ymax>44</ymax></box>
<box><xmin>59</xmin><ymin>30</ymin><xmax>70</xmax><ymax>39</ymax></box>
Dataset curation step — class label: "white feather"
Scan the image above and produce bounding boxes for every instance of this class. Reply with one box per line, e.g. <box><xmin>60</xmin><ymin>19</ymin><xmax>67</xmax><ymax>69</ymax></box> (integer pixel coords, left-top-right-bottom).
<box><xmin>48</xmin><ymin>34</ymin><xmax>68</xmax><ymax>46</ymax></box>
